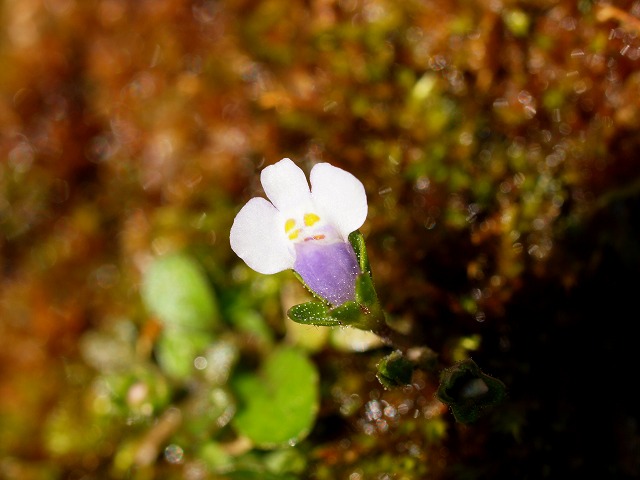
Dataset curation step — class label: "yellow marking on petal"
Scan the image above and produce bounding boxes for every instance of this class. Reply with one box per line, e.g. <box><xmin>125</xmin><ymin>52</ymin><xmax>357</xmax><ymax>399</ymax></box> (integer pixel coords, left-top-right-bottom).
<box><xmin>284</xmin><ymin>218</ymin><xmax>296</xmax><ymax>233</ymax></box>
<box><xmin>288</xmin><ymin>229</ymin><xmax>301</xmax><ymax>240</ymax></box>
<box><xmin>304</xmin><ymin>213</ymin><xmax>321</xmax><ymax>227</ymax></box>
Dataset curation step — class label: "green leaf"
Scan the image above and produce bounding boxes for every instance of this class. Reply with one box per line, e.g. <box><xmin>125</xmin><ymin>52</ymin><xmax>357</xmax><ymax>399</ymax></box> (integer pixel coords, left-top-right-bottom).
<box><xmin>264</xmin><ymin>448</ymin><xmax>307</xmax><ymax>475</ymax></box>
<box><xmin>184</xmin><ymin>387</ymin><xmax>236</xmax><ymax>439</ymax></box>
<box><xmin>232</xmin><ymin>347</ymin><xmax>319</xmax><ymax>448</ymax></box>
<box><xmin>287</xmin><ymin>302</ymin><xmax>341</xmax><ymax>327</ymax></box>
<box><xmin>231</xmin><ymin>307</ymin><xmax>275</xmax><ymax>348</ymax></box>
<box><xmin>155</xmin><ymin>330</ymin><xmax>213</xmax><ymax>380</ymax></box>
<box><xmin>198</xmin><ymin>442</ymin><xmax>233</xmax><ymax>474</ymax></box>
<box><xmin>348</xmin><ymin>230</ymin><xmax>371</xmax><ymax>276</ymax></box>
<box><xmin>223</xmin><ymin>470</ymin><xmax>299</xmax><ymax>480</ymax></box>
<box><xmin>141</xmin><ymin>252</ymin><xmax>219</xmax><ymax>331</ymax></box>
<box><xmin>102</xmin><ymin>367</ymin><xmax>171</xmax><ymax>417</ymax></box>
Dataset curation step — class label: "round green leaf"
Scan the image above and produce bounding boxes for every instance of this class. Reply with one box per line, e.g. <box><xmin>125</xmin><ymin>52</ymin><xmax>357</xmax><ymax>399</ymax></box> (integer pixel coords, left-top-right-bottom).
<box><xmin>141</xmin><ymin>253</ymin><xmax>219</xmax><ymax>331</ymax></box>
<box><xmin>184</xmin><ymin>387</ymin><xmax>236</xmax><ymax>439</ymax></box>
<box><xmin>232</xmin><ymin>347</ymin><xmax>319</xmax><ymax>449</ymax></box>
<box><xmin>198</xmin><ymin>442</ymin><xmax>233</xmax><ymax>474</ymax></box>
<box><xmin>155</xmin><ymin>330</ymin><xmax>213</xmax><ymax>380</ymax></box>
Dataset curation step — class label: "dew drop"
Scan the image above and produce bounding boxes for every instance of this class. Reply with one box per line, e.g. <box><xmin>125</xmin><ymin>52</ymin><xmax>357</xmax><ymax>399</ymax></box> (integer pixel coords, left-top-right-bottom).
<box><xmin>524</xmin><ymin>105</ymin><xmax>537</xmax><ymax>118</ymax></box>
<box><xmin>164</xmin><ymin>444</ymin><xmax>184</xmax><ymax>464</ymax></box>
<box><xmin>323</xmin><ymin>100</ymin><xmax>338</xmax><ymax>112</ymax></box>
<box><xmin>414</xmin><ymin>176</ymin><xmax>430</xmax><ymax>191</ymax></box>
<box><xmin>492</xmin><ymin>97</ymin><xmax>509</xmax><ymax>109</ymax></box>
<box><xmin>193</xmin><ymin>356</ymin><xmax>207</xmax><ymax>370</ymax></box>
<box><xmin>517</xmin><ymin>90</ymin><xmax>532</xmax><ymax>104</ymax></box>
<box><xmin>423</xmin><ymin>217</ymin><xmax>436</xmax><ymax>230</ymax></box>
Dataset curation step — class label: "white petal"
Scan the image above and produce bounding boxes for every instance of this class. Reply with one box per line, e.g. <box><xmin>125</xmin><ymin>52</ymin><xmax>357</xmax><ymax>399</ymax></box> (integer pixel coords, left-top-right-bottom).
<box><xmin>230</xmin><ymin>197</ymin><xmax>295</xmax><ymax>274</ymax></box>
<box><xmin>260</xmin><ymin>158</ymin><xmax>311</xmax><ymax>213</ymax></box>
<box><xmin>310</xmin><ymin>163</ymin><xmax>368</xmax><ymax>238</ymax></box>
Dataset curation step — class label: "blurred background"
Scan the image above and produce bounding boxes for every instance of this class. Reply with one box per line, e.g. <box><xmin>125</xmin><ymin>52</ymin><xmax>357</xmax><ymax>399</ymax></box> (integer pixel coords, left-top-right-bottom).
<box><xmin>1</xmin><ymin>0</ymin><xmax>640</xmax><ymax>478</ymax></box>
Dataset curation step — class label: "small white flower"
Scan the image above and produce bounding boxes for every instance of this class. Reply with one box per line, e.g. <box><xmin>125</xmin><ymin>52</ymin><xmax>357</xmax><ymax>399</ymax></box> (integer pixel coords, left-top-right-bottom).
<box><xmin>230</xmin><ymin>158</ymin><xmax>368</xmax><ymax>306</ymax></box>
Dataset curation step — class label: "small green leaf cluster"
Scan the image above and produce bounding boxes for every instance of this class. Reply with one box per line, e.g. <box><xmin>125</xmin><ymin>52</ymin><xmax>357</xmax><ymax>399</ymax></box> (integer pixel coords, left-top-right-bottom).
<box><xmin>139</xmin><ymin>252</ymin><xmax>320</xmax><ymax>475</ymax></box>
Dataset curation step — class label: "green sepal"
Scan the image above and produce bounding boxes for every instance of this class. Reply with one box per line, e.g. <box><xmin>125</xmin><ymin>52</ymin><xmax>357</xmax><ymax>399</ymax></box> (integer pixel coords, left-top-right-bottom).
<box><xmin>328</xmin><ymin>301</ymin><xmax>362</xmax><ymax>325</ymax></box>
<box><xmin>329</xmin><ymin>300</ymin><xmax>383</xmax><ymax>331</ymax></box>
<box><xmin>376</xmin><ymin>350</ymin><xmax>415</xmax><ymax>389</ymax></box>
<box><xmin>348</xmin><ymin>230</ymin><xmax>372</xmax><ymax>277</ymax></box>
<box><xmin>287</xmin><ymin>302</ymin><xmax>342</xmax><ymax>327</ymax></box>
<box><xmin>355</xmin><ymin>272</ymin><xmax>378</xmax><ymax>308</ymax></box>
<box><xmin>435</xmin><ymin>358</ymin><xmax>506</xmax><ymax>424</ymax></box>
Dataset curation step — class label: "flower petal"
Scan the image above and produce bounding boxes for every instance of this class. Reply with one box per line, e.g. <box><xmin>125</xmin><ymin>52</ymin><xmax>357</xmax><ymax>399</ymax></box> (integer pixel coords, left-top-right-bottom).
<box><xmin>293</xmin><ymin>241</ymin><xmax>360</xmax><ymax>306</ymax></box>
<box><xmin>310</xmin><ymin>163</ymin><xmax>368</xmax><ymax>238</ymax></box>
<box><xmin>261</xmin><ymin>158</ymin><xmax>311</xmax><ymax>213</ymax></box>
<box><xmin>230</xmin><ymin>197</ymin><xmax>295</xmax><ymax>274</ymax></box>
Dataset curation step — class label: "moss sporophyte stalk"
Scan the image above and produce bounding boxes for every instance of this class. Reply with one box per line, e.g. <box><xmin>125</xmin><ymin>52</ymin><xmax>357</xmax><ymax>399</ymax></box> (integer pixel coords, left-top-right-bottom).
<box><xmin>230</xmin><ymin>158</ymin><xmax>505</xmax><ymax>422</ymax></box>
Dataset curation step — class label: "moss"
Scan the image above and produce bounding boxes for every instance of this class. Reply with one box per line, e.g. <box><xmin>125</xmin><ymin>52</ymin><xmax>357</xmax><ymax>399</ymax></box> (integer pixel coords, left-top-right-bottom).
<box><xmin>1</xmin><ymin>0</ymin><xmax>639</xmax><ymax>478</ymax></box>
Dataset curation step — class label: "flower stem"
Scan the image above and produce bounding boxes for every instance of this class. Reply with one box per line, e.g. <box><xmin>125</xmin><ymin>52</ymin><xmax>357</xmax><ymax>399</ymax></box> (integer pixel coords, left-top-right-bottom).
<box><xmin>371</xmin><ymin>321</ymin><xmax>416</xmax><ymax>351</ymax></box>
<box><xmin>361</xmin><ymin>306</ymin><xmax>415</xmax><ymax>351</ymax></box>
